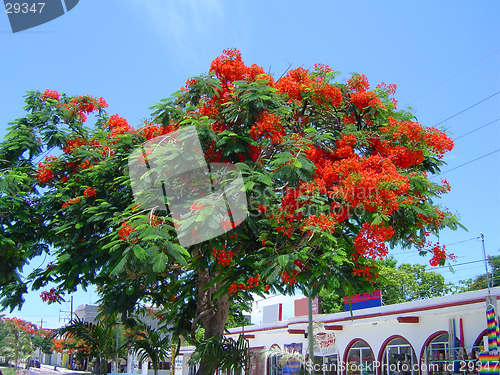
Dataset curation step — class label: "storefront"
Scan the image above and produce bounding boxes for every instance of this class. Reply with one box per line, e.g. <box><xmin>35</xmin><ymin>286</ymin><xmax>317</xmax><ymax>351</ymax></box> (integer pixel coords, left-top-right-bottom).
<box><xmin>178</xmin><ymin>287</ymin><xmax>499</xmax><ymax>375</ymax></box>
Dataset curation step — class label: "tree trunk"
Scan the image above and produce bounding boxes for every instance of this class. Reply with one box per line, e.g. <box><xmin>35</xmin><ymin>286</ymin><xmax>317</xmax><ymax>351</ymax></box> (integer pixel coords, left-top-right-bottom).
<box><xmin>195</xmin><ymin>268</ymin><xmax>231</xmax><ymax>375</ymax></box>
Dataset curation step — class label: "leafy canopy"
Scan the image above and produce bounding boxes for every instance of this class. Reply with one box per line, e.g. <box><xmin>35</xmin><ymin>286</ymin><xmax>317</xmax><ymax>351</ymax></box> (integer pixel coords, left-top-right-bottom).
<box><xmin>0</xmin><ymin>50</ymin><xmax>461</xmax><ymax>349</ymax></box>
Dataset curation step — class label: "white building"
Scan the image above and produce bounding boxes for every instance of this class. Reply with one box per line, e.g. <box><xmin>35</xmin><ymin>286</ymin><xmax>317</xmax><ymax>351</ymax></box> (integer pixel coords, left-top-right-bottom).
<box><xmin>74</xmin><ymin>304</ymin><xmax>100</xmax><ymax>324</ymax></box>
<box><xmin>177</xmin><ymin>287</ymin><xmax>499</xmax><ymax>375</ymax></box>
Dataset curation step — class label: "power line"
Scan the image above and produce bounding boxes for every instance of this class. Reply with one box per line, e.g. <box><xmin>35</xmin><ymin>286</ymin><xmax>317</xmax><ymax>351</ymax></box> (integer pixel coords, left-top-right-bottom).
<box><xmin>445</xmin><ymin>237</ymin><xmax>481</xmax><ymax>246</ymax></box>
<box><xmin>431</xmin><ymin>148</ymin><xmax>500</xmax><ymax>177</ymax></box>
<box><xmin>409</xmin><ymin>49</ymin><xmax>500</xmax><ymax>103</ymax></box>
<box><xmin>429</xmin><ymin>259</ymin><xmax>486</xmax><ymax>272</ymax></box>
<box><xmin>433</xmin><ymin>90</ymin><xmax>500</xmax><ymax>127</ymax></box>
<box><xmin>454</xmin><ymin>117</ymin><xmax>500</xmax><ymax>141</ymax></box>
<box><xmin>389</xmin><ymin>237</ymin><xmax>479</xmax><ymax>256</ymax></box>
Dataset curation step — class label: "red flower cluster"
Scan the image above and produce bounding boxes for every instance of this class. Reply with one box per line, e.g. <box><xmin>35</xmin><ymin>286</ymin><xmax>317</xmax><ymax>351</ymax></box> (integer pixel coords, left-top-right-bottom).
<box><xmin>63</xmin><ymin>137</ymin><xmax>95</xmax><ymax>155</ymax></box>
<box><xmin>353</xmin><ymin>223</ymin><xmax>395</xmax><ymax>261</ymax></box>
<box><xmin>376</xmin><ymin>82</ymin><xmax>397</xmax><ymax>95</ymax></box>
<box><xmin>2</xmin><ymin>317</ymin><xmax>38</xmax><ymax>335</ymax></box>
<box><xmin>276</xmin><ymin>67</ymin><xmax>312</xmax><ymax>103</ymax></box>
<box><xmin>209</xmin><ymin>48</ymin><xmax>273</xmax><ymax>84</ymax></box>
<box><xmin>347</xmin><ymin>73</ymin><xmax>370</xmax><ymax>92</ymax></box>
<box><xmin>190</xmin><ymin>202</ymin><xmax>204</xmax><ymax>211</ymax></box>
<box><xmin>149</xmin><ymin>214</ymin><xmax>164</xmax><ymax>227</ymax></box>
<box><xmin>247</xmin><ymin>274</ymin><xmax>260</xmax><ymax>288</ymax></box>
<box><xmin>36</xmin><ymin>156</ymin><xmax>58</xmax><ymax>183</ymax></box>
<box><xmin>83</xmin><ymin>187</ymin><xmax>97</xmax><ymax>198</ymax></box>
<box><xmin>250</xmin><ymin>112</ymin><xmax>285</xmax><ymax>143</ymax></box>
<box><xmin>303</xmin><ymin>214</ymin><xmax>337</xmax><ymax>234</ymax></box>
<box><xmin>429</xmin><ymin>244</ymin><xmax>448</xmax><ymax>267</ymax></box>
<box><xmin>140</xmin><ymin>122</ymin><xmax>179</xmax><ymax>140</ymax></box>
<box><xmin>228</xmin><ymin>274</ymin><xmax>261</xmax><ymax>296</ymax></box>
<box><xmin>62</xmin><ymin>196</ymin><xmax>81</xmax><ymax>209</ymax></box>
<box><xmin>64</xmin><ymin>95</ymin><xmax>107</xmax><ymax>123</ymax></box>
<box><xmin>352</xmin><ymin>264</ymin><xmax>378</xmax><ymax>283</ymax></box>
<box><xmin>212</xmin><ymin>246</ymin><xmax>234</xmax><ymax>266</ymax></box>
<box><xmin>118</xmin><ymin>222</ymin><xmax>135</xmax><ymax>241</ymax></box>
<box><xmin>228</xmin><ymin>281</ymin><xmax>247</xmax><ymax>296</ymax></box>
<box><xmin>351</xmin><ymin>90</ymin><xmax>385</xmax><ymax>111</ymax></box>
<box><xmin>40</xmin><ymin>288</ymin><xmax>62</xmax><ymax>303</ymax></box>
<box><xmin>108</xmin><ymin>114</ymin><xmax>134</xmax><ymax>137</ymax></box>
<box><xmin>36</xmin><ymin>162</ymin><xmax>54</xmax><ymax>183</ymax></box>
<box><xmin>41</xmin><ymin>89</ymin><xmax>61</xmax><ymax>101</ymax></box>
<box><xmin>281</xmin><ymin>260</ymin><xmax>308</xmax><ymax>285</ymax></box>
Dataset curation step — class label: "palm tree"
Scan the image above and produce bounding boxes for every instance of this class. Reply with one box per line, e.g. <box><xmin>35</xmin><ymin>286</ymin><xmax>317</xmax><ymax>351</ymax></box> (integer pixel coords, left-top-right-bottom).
<box><xmin>188</xmin><ymin>334</ymin><xmax>248</xmax><ymax>374</ymax></box>
<box><xmin>125</xmin><ymin>323</ymin><xmax>170</xmax><ymax>375</ymax></box>
<box><xmin>56</xmin><ymin>318</ymin><xmax>116</xmax><ymax>375</ymax></box>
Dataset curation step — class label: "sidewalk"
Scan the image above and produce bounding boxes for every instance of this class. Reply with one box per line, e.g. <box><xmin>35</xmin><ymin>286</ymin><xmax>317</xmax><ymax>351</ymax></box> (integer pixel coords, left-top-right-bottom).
<box><xmin>32</xmin><ymin>365</ymin><xmax>90</xmax><ymax>375</ymax></box>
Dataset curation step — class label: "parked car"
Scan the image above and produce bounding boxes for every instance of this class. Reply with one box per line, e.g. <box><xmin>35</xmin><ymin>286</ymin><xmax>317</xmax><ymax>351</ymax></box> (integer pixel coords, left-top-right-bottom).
<box><xmin>26</xmin><ymin>360</ymin><xmax>41</xmax><ymax>369</ymax></box>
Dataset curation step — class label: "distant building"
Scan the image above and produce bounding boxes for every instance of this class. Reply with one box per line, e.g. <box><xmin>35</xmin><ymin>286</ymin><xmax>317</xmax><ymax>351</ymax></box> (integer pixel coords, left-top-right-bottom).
<box><xmin>74</xmin><ymin>304</ymin><xmax>99</xmax><ymax>324</ymax></box>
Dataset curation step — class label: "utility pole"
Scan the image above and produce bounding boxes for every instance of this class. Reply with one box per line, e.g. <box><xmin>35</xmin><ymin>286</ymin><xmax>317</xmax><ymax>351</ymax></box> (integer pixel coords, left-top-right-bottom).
<box><xmin>59</xmin><ymin>296</ymin><xmax>74</xmax><ymax>369</ymax></box>
<box><xmin>59</xmin><ymin>296</ymin><xmax>74</xmax><ymax>323</ymax></box>
<box><xmin>307</xmin><ymin>287</ymin><xmax>314</xmax><ymax>374</ymax></box>
<box><xmin>481</xmin><ymin>233</ymin><xmax>492</xmax><ymax>292</ymax></box>
<box><xmin>37</xmin><ymin>319</ymin><xmax>46</xmax><ymax>329</ymax></box>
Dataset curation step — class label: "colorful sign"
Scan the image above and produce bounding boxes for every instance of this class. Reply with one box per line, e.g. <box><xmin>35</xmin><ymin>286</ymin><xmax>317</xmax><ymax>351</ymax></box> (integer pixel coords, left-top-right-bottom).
<box><xmin>283</xmin><ymin>343</ymin><xmax>302</xmax><ymax>375</ymax></box>
<box><xmin>314</xmin><ymin>332</ymin><xmax>337</xmax><ymax>357</ymax></box>
<box><xmin>344</xmin><ymin>290</ymin><xmax>382</xmax><ymax>311</ymax></box>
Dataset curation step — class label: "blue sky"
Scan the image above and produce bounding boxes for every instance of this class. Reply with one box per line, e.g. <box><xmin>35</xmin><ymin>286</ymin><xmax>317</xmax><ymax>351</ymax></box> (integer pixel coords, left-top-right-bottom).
<box><xmin>0</xmin><ymin>0</ymin><xmax>499</xmax><ymax>328</ymax></box>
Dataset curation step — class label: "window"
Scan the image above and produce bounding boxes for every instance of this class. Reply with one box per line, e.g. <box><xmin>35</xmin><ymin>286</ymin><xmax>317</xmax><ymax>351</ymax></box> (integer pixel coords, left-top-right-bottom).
<box><xmin>268</xmin><ymin>345</ymin><xmax>283</xmax><ymax>375</ymax></box>
<box><xmin>346</xmin><ymin>340</ymin><xmax>375</xmax><ymax>375</ymax></box>
<box><xmin>313</xmin><ymin>354</ymin><xmax>338</xmax><ymax>375</ymax></box>
<box><xmin>425</xmin><ymin>333</ymin><xmax>466</xmax><ymax>375</ymax></box>
<box><xmin>381</xmin><ymin>337</ymin><xmax>416</xmax><ymax>375</ymax></box>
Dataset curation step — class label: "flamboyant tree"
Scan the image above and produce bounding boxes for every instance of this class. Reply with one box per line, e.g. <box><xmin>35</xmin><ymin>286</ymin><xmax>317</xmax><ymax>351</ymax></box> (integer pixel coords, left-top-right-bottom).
<box><xmin>0</xmin><ymin>50</ymin><xmax>461</xmax><ymax>374</ymax></box>
<box><xmin>0</xmin><ymin>316</ymin><xmax>53</xmax><ymax>368</ymax></box>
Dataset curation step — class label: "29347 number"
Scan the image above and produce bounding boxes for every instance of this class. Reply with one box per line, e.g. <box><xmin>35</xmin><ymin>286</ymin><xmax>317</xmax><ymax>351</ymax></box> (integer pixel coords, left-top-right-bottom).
<box><xmin>5</xmin><ymin>3</ymin><xmax>45</xmax><ymax>13</ymax></box>
<box><xmin>460</xmin><ymin>360</ymin><xmax>499</xmax><ymax>372</ymax></box>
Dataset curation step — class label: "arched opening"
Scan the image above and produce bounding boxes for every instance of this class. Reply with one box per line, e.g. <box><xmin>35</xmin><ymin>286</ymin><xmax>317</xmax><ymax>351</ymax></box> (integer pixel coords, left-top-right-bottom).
<box><xmin>267</xmin><ymin>344</ymin><xmax>283</xmax><ymax>375</ymax></box>
<box><xmin>345</xmin><ymin>339</ymin><xmax>376</xmax><ymax>375</ymax></box>
<box><xmin>379</xmin><ymin>336</ymin><xmax>417</xmax><ymax>375</ymax></box>
<box><xmin>423</xmin><ymin>332</ymin><xmax>464</xmax><ymax>375</ymax></box>
<box><xmin>473</xmin><ymin>329</ymin><xmax>488</xmax><ymax>355</ymax></box>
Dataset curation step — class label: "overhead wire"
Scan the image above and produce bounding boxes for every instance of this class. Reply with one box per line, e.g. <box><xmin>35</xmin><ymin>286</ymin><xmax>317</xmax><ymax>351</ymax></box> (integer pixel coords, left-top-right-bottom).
<box><xmin>433</xmin><ymin>90</ymin><xmax>500</xmax><ymax>127</ymax></box>
<box><xmin>388</xmin><ymin>236</ymin><xmax>479</xmax><ymax>256</ymax></box>
<box><xmin>409</xmin><ymin>48</ymin><xmax>500</xmax><ymax>103</ymax></box>
<box><xmin>453</xmin><ymin>117</ymin><xmax>500</xmax><ymax>141</ymax></box>
<box><xmin>431</xmin><ymin>148</ymin><xmax>500</xmax><ymax>178</ymax></box>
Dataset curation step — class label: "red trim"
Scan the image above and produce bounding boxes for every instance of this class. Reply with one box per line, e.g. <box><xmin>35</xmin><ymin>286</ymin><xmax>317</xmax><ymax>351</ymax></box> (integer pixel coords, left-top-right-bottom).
<box><xmin>397</xmin><ymin>316</ymin><xmax>419</xmax><ymax>323</ymax></box>
<box><xmin>244</xmin><ymin>334</ymin><xmax>255</xmax><ymax>339</ymax></box>
<box><xmin>288</xmin><ymin>329</ymin><xmax>306</xmax><ymax>335</ymax></box>
<box><xmin>325</xmin><ymin>325</ymin><xmax>343</xmax><ymax>330</ymax></box>
<box><xmin>279</xmin><ymin>303</ymin><xmax>283</xmax><ymax>321</ymax></box>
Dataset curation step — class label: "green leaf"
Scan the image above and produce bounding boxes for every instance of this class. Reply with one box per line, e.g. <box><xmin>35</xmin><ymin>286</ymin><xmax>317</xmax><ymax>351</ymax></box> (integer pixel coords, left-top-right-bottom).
<box><xmin>152</xmin><ymin>252</ymin><xmax>167</xmax><ymax>273</ymax></box>
<box><xmin>133</xmin><ymin>245</ymin><xmax>146</xmax><ymax>262</ymax></box>
<box><xmin>111</xmin><ymin>257</ymin><xmax>127</xmax><ymax>276</ymax></box>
